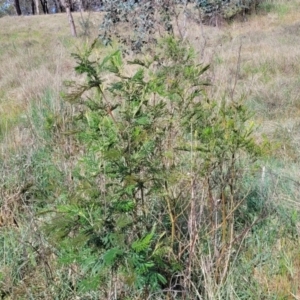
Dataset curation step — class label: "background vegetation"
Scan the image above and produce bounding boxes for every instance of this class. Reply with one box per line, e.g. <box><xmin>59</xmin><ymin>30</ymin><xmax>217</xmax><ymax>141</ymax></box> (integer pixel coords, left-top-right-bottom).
<box><xmin>1</xmin><ymin>0</ymin><xmax>300</xmax><ymax>299</ymax></box>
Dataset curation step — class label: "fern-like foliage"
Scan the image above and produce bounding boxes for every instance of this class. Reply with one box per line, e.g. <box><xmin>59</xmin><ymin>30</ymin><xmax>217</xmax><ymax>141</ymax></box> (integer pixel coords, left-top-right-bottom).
<box><xmin>46</xmin><ymin>36</ymin><xmax>264</xmax><ymax>298</ymax></box>
<box><xmin>132</xmin><ymin>225</ymin><xmax>155</xmax><ymax>253</ymax></box>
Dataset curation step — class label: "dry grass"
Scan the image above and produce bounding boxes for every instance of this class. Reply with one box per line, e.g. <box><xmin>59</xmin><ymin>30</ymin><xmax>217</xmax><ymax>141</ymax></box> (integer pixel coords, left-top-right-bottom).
<box><xmin>174</xmin><ymin>0</ymin><xmax>300</xmax><ymax>162</ymax></box>
<box><xmin>1</xmin><ymin>4</ymin><xmax>300</xmax><ymax>155</ymax></box>
<box><xmin>0</xmin><ymin>12</ymin><xmax>105</xmax><ymax>156</ymax></box>
<box><xmin>253</xmin><ymin>239</ymin><xmax>300</xmax><ymax>299</ymax></box>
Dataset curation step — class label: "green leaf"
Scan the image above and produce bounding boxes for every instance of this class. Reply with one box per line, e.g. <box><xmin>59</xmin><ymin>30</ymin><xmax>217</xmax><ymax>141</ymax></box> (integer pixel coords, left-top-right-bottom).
<box><xmin>116</xmin><ymin>214</ymin><xmax>133</xmax><ymax>228</ymax></box>
<box><xmin>102</xmin><ymin>247</ymin><xmax>124</xmax><ymax>266</ymax></box>
<box><xmin>132</xmin><ymin>225</ymin><xmax>156</xmax><ymax>253</ymax></box>
<box><xmin>114</xmin><ymin>200</ymin><xmax>135</xmax><ymax>213</ymax></box>
<box><xmin>157</xmin><ymin>273</ymin><xmax>167</xmax><ymax>285</ymax></box>
<box><xmin>98</xmin><ymin>50</ymin><xmax>121</xmax><ymax>71</ymax></box>
<box><xmin>132</xmin><ymin>68</ymin><xmax>144</xmax><ymax>82</ymax></box>
<box><xmin>136</xmin><ymin>116</ymin><xmax>151</xmax><ymax>125</ymax></box>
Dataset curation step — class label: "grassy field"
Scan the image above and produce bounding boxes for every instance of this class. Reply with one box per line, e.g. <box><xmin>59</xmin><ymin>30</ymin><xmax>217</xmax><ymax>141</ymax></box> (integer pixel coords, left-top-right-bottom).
<box><xmin>1</xmin><ymin>1</ymin><xmax>300</xmax><ymax>298</ymax></box>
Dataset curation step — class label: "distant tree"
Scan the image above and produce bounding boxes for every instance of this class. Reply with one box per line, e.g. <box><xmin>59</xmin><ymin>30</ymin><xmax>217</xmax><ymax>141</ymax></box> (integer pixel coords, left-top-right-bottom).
<box><xmin>14</xmin><ymin>0</ymin><xmax>22</xmax><ymax>14</ymax></box>
<box><xmin>79</xmin><ymin>0</ymin><xmax>87</xmax><ymax>12</ymax></box>
<box><xmin>31</xmin><ymin>0</ymin><xmax>34</xmax><ymax>14</ymax></box>
<box><xmin>34</xmin><ymin>0</ymin><xmax>39</xmax><ymax>13</ymax></box>
<box><xmin>62</xmin><ymin>0</ymin><xmax>77</xmax><ymax>36</ymax></box>
<box><xmin>0</xmin><ymin>0</ymin><xmax>15</xmax><ymax>16</ymax></box>
<box><xmin>53</xmin><ymin>0</ymin><xmax>64</xmax><ymax>12</ymax></box>
<box><xmin>98</xmin><ymin>0</ymin><xmax>263</xmax><ymax>50</ymax></box>
<box><xmin>40</xmin><ymin>0</ymin><xmax>48</xmax><ymax>13</ymax></box>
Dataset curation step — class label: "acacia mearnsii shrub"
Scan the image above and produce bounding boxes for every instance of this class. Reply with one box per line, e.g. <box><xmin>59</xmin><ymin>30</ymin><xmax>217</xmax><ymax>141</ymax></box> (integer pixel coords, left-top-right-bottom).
<box><xmin>46</xmin><ymin>37</ymin><xmax>265</xmax><ymax>299</ymax></box>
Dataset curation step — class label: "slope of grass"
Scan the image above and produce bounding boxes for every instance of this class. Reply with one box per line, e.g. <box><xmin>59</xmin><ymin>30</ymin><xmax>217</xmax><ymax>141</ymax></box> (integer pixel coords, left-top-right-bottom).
<box><xmin>0</xmin><ymin>13</ymin><xmax>102</xmax><ymax>142</ymax></box>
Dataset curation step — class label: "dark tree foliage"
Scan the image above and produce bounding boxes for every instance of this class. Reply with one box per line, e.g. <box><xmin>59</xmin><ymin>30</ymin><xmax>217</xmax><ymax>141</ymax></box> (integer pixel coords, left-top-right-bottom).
<box><xmin>3</xmin><ymin>0</ymin><xmax>260</xmax><ymax>19</ymax></box>
<box><xmin>99</xmin><ymin>0</ymin><xmax>178</xmax><ymax>52</ymax></box>
<box><xmin>195</xmin><ymin>0</ymin><xmax>260</xmax><ymax>20</ymax></box>
<box><xmin>99</xmin><ymin>0</ymin><xmax>261</xmax><ymax>51</ymax></box>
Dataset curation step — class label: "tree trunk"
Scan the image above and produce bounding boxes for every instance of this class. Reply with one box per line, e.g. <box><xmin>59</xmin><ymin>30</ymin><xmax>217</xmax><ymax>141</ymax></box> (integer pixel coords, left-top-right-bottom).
<box><xmin>14</xmin><ymin>0</ymin><xmax>22</xmax><ymax>15</ymax></box>
<box><xmin>61</xmin><ymin>0</ymin><xmax>77</xmax><ymax>37</ymax></box>
<box><xmin>53</xmin><ymin>0</ymin><xmax>59</xmax><ymax>13</ymax></box>
<box><xmin>35</xmin><ymin>0</ymin><xmax>40</xmax><ymax>14</ymax></box>
<box><xmin>70</xmin><ymin>0</ymin><xmax>74</xmax><ymax>12</ymax></box>
<box><xmin>40</xmin><ymin>0</ymin><xmax>48</xmax><ymax>14</ymax></box>
<box><xmin>80</xmin><ymin>0</ymin><xmax>85</xmax><ymax>12</ymax></box>
<box><xmin>57</xmin><ymin>0</ymin><xmax>65</xmax><ymax>12</ymax></box>
<box><xmin>31</xmin><ymin>0</ymin><xmax>35</xmax><ymax>14</ymax></box>
<box><xmin>66</xmin><ymin>6</ymin><xmax>77</xmax><ymax>37</ymax></box>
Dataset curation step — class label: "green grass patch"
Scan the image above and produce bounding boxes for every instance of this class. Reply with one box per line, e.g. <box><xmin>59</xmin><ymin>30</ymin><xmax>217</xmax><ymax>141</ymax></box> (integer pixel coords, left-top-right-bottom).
<box><xmin>258</xmin><ymin>1</ymin><xmax>293</xmax><ymax>17</ymax></box>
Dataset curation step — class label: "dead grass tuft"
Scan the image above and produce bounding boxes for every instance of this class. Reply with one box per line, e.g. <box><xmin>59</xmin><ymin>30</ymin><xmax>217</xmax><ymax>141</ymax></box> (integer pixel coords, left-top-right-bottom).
<box><xmin>0</xmin><ymin>12</ymin><xmax>102</xmax><ymax>144</ymax></box>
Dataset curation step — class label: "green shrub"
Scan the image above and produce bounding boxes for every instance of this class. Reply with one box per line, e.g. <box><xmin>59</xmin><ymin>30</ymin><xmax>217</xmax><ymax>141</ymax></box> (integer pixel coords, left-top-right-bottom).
<box><xmin>42</xmin><ymin>36</ymin><xmax>268</xmax><ymax>298</ymax></box>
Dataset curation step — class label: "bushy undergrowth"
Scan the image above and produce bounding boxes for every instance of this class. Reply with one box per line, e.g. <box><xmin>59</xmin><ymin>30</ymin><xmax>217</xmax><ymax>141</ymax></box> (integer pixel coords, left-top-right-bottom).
<box><xmin>35</xmin><ymin>36</ymin><xmax>289</xmax><ymax>299</ymax></box>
